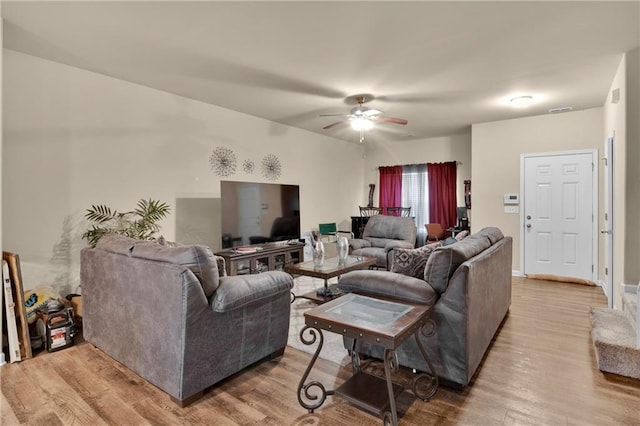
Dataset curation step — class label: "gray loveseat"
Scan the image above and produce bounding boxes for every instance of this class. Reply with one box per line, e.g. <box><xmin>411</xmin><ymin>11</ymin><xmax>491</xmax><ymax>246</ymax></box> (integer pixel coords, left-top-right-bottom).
<box><xmin>81</xmin><ymin>235</ymin><xmax>293</xmax><ymax>406</ymax></box>
<box><xmin>349</xmin><ymin>214</ymin><xmax>417</xmax><ymax>269</ymax></box>
<box><xmin>338</xmin><ymin>227</ymin><xmax>512</xmax><ymax>388</ymax></box>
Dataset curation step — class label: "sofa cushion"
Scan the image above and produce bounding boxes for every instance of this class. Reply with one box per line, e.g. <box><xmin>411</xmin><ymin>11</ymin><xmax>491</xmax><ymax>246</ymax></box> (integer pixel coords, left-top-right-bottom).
<box><xmin>95</xmin><ymin>234</ymin><xmax>136</xmax><ymax>256</ymax></box>
<box><xmin>476</xmin><ymin>227</ymin><xmax>504</xmax><ymax>244</ymax></box>
<box><xmin>351</xmin><ymin>247</ymin><xmax>388</xmax><ymax>268</ymax></box>
<box><xmin>132</xmin><ymin>243</ymin><xmax>220</xmax><ymax>298</ymax></box>
<box><xmin>338</xmin><ymin>270</ymin><xmax>438</xmax><ymax>306</ymax></box>
<box><xmin>424</xmin><ymin>233</ymin><xmax>492</xmax><ymax>294</ymax></box>
<box><xmin>362</xmin><ymin>215</ymin><xmax>417</xmax><ymax>248</ymax></box>
<box><xmin>442</xmin><ymin>237</ymin><xmax>457</xmax><ymax>246</ymax></box>
<box><xmin>391</xmin><ymin>243</ymin><xmax>441</xmax><ymax>279</ymax></box>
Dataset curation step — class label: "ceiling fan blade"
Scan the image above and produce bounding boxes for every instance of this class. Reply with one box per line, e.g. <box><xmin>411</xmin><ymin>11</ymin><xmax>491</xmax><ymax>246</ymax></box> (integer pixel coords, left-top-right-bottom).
<box><xmin>323</xmin><ymin>121</ymin><xmax>347</xmax><ymax>130</ymax></box>
<box><xmin>375</xmin><ymin>116</ymin><xmax>408</xmax><ymax>125</ymax></box>
<box><xmin>320</xmin><ymin>113</ymin><xmax>350</xmax><ymax>117</ymax></box>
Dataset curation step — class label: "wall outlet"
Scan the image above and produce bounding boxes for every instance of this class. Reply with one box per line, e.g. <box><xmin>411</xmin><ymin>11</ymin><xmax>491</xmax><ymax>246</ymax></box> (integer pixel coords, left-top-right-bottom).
<box><xmin>504</xmin><ymin>205</ymin><xmax>519</xmax><ymax>214</ymax></box>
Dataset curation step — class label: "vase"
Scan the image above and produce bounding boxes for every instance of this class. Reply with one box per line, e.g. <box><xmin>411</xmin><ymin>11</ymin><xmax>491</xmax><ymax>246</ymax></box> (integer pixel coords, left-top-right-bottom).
<box><xmin>313</xmin><ymin>240</ymin><xmax>325</xmax><ymax>267</ymax></box>
<box><xmin>337</xmin><ymin>236</ymin><xmax>349</xmax><ymax>264</ymax></box>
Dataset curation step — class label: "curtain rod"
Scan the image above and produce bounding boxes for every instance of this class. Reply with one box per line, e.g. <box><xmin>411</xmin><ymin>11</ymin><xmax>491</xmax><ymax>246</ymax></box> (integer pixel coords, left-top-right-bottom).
<box><xmin>378</xmin><ymin>161</ymin><xmax>460</xmax><ymax>170</ymax></box>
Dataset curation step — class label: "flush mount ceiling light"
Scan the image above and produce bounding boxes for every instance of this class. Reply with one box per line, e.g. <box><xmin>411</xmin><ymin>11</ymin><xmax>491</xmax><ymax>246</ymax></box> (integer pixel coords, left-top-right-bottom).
<box><xmin>510</xmin><ymin>95</ymin><xmax>534</xmax><ymax>108</ymax></box>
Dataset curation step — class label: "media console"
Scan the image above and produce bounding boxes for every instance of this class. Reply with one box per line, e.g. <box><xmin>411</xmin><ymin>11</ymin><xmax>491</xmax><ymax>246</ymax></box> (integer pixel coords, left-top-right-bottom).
<box><xmin>215</xmin><ymin>241</ymin><xmax>305</xmax><ymax>276</ymax></box>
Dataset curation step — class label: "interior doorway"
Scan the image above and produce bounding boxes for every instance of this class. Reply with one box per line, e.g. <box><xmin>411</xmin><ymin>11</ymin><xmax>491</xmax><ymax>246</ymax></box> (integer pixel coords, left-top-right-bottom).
<box><xmin>521</xmin><ymin>150</ymin><xmax>597</xmax><ymax>282</ymax></box>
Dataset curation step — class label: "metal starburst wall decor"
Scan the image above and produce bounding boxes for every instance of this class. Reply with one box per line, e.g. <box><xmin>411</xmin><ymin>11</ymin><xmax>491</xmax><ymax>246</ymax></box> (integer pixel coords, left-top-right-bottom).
<box><xmin>261</xmin><ymin>154</ymin><xmax>282</xmax><ymax>181</ymax></box>
<box><xmin>209</xmin><ymin>146</ymin><xmax>237</xmax><ymax>177</ymax></box>
<box><xmin>243</xmin><ymin>159</ymin><xmax>255</xmax><ymax>174</ymax></box>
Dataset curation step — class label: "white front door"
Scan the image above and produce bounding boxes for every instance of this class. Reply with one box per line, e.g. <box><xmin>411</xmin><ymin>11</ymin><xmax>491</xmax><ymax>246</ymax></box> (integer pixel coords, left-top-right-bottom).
<box><xmin>523</xmin><ymin>152</ymin><xmax>595</xmax><ymax>281</ymax></box>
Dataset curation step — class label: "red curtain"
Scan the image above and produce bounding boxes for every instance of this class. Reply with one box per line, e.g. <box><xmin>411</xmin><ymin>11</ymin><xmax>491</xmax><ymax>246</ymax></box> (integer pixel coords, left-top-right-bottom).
<box><xmin>427</xmin><ymin>162</ymin><xmax>457</xmax><ymax>231</ymax></box>
<box><xmin>379</xmin><ymin>166</ymin><xmax>402</xmax><ymax>213</ymax></box>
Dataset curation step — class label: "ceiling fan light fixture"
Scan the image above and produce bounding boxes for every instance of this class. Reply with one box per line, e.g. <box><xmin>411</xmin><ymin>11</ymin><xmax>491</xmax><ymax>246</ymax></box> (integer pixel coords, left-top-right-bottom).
<box><xmin>350</xmin><ymin>117</ymin><xmax>374</xmax><ymax>131</ymax></box>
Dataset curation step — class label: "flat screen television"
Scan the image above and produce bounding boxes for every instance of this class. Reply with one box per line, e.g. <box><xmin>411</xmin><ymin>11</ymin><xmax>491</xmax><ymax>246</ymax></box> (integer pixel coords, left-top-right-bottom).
<box><xmin>220</xmin><ymin>180</ymin><xmax>300</xmax><ymax>248</ymax></box>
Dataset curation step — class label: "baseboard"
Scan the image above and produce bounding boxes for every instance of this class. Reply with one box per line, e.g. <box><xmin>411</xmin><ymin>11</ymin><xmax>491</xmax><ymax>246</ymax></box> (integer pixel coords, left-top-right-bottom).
<box><xmin>512</xmin><ymin>270</ymin><xmax>523</xmax><ymax>277</ymax></box>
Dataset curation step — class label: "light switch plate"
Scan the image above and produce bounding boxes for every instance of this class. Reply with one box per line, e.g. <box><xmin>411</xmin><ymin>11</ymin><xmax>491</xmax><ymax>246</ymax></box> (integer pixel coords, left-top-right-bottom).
<box><xmin>504</xmin><ymin>205</ymin><xmax>519</xmax><ymax>214</ymax></box>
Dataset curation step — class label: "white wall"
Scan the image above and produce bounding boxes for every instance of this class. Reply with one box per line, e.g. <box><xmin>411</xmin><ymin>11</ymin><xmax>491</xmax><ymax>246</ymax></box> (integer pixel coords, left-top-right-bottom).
<box><xmin>0</xmin><ymin>11</ymin><xmax>3</xmax><ymax>260</ymax></box>
<box><xmin>472</xmin><ymin>108</ymin><xmax>604</xmax><ymax>273</ymax></box>
<box><xmin>362</xmin><ymin>133</ymin><xmax>472</xmax><ymax>210</ymax></box>
<box><xmin>2</xmin><ymin>49</ymin><xmax>364</xmax><ymax>294</ymax></box>
<box><xmin>624</xmin><ymin>48</ymin><xmax>640</xmax><ymax>286</ymax></box>
<box><xmin>604</xmin><ymin>54</ymin><xmax>627</xmax><ymax>308</ymax></box>
<box><xmin>603</xmin><ymin>48</ymin><xmax>640</xmax><ymax>309</ymax></box>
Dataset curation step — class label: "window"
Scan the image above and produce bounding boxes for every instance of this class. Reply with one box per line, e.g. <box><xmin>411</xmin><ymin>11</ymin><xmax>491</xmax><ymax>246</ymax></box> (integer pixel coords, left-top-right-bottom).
<box><xmin>402</xmin><ymin>164</ymin><xmax>428</xmax><ymax>246</ymax></box>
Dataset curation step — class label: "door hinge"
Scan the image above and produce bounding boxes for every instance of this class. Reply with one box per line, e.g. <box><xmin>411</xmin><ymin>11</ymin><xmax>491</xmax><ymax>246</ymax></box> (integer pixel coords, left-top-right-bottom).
<box><xmin>605</xmin><ymin>267</ymin><xmax>609</xmax><ymax>275</ymax></box>
<box><xmin>592</xmin><ymin>162</ymin><xmax>595</xmax><ymax>171</ymax></box>
<box><xmin>592</xmin><ymin>265</ymin><xmax>594</xmax><ymax>272</ymax></box>
<box><xmin>605</xmin><ymin>212</ymin><xmax>608</xmax><ymax>221</ymax></box>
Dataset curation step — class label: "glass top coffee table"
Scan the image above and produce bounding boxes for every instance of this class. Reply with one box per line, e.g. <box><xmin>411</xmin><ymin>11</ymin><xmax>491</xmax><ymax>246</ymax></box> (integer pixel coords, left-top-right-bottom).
<box><xmin>297</xmin><ymin>293</ymin><xmax>438</xmax><ymax>425</ymax></box>
<box><xmin>284</xmin><ymin>255</ymin><xmax>376</xmax><ymax>302</ymax></box>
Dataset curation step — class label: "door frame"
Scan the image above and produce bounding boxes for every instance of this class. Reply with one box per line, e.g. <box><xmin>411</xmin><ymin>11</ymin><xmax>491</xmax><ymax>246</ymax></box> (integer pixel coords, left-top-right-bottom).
<box><xmin>603</xmin><ymin>135</ymin><xmax>614</xmax><ymax>307</ymax></box>
<box><xmin>519</xmin><ymin>149</ymin><xmax>599</xmax><ymax>282</ymax></box>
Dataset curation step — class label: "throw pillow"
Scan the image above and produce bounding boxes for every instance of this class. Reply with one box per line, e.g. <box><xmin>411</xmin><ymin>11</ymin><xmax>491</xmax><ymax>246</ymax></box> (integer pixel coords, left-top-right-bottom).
<box><xmin>391</xmin><ymin>243</ymin><xmax>440</xmax><ymax>279</ymax></box>
<box><xmin>454</xmin><ymin>230</ymin><xmax>469</xmax><ymax>241</ymax></box>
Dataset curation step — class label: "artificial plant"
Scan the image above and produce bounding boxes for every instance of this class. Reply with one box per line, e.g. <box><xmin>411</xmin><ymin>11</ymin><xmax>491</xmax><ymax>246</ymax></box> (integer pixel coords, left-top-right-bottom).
<box><xmin>82</xmin><ymin>198</ymin><xmax>171</xmax><ymax>247</ymax></box>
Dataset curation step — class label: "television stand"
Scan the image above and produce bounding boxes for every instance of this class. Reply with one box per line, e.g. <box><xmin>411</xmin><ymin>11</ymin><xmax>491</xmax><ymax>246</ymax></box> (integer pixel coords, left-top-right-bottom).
<box><xmin>215</xmin><ymin>241</ymin><xmax>305</xmax><ymax>276</ymax></box>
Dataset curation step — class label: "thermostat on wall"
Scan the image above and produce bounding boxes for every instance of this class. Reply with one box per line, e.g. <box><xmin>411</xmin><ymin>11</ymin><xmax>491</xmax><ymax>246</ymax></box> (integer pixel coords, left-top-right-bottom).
<box><xmin>503</xmin><ymin>193</ymin><xmax>519</xmax><ymax>205</ymax></box>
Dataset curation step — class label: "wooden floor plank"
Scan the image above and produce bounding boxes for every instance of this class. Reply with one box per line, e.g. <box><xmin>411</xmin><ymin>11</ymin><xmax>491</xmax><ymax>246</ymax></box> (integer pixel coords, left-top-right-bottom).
<box><xmin>1</xmin><ymin>392</ymin><xmax>21</xmax><ymax>426</ymax></box>
<box><xmin>2</xmin><ymin>277</ymin><xmax>639</xmax><ymax>425</ymax></box>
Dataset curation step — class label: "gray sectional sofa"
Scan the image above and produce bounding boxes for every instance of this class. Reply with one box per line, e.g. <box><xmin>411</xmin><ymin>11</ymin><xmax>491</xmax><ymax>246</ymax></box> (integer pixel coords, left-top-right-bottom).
<box><xmin>80</xmin><ymin>235</ymin><xmax>293</xmax><ymax>406</ymax></box>
<box><xmin>339</xmin><ymin>227</ymin><xmax>512</xmax><ymax>388</ymax></box>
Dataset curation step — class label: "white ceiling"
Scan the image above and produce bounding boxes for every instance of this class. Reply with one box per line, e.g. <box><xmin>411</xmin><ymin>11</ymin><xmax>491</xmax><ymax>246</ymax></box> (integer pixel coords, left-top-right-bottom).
<box><xmin>2</xmin><ymin>1</ymin><xmax>639</xmax><ymax>144</ymax></box>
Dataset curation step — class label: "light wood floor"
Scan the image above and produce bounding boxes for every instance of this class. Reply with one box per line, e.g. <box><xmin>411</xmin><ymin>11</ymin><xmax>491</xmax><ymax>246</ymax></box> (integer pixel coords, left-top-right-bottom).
<box><xmin>2</xmin><ymin>277</ymin><xmax>640</xmax><ymax>425</ymax></box>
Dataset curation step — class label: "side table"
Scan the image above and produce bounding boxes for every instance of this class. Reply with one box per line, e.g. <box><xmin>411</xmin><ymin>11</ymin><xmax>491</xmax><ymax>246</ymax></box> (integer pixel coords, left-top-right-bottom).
<box><xmin>297</xmin><ymin>293</ymin><xmax>438</xmax><ymax>425</ymax></box>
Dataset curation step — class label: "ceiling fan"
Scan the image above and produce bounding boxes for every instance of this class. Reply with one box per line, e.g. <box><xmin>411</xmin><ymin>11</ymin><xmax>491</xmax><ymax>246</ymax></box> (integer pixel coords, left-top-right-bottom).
<box><xmin>321</xmin><ymin>95</ymin><xmax>408</xmax><ymax>142</ymax></box>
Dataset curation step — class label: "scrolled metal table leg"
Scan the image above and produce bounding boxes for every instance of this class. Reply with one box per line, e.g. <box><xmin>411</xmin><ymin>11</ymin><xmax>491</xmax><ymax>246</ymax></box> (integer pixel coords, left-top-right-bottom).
<box><xmin>350</xmin><ymin>338</ymin><xmax>361</xmax><ymax>373</ymax></box>
<box><xmin>382</xmin><ymin>410</ymin><xmax>395</xmax><ymax>426</ymax></box>
<box><xmin>413</xmin><ymin>319</ymin><xmax>439</xmax><ymax>401</ymax></box>
<box><xmin>297</xmin><ymin>325</ymin><xmax>332</xmax><ymax>412</ymax></box>
<box><xmin>383</xmin><ymin>349</ymin><xmax>399</xmax><ymax>426</ymax></box>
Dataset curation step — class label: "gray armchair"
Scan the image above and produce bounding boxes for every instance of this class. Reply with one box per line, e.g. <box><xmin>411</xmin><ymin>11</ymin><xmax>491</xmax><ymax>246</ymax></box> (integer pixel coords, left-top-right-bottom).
<box><xmin>81</xmin><ymin>235</ymin><xmax>293</xmax><ymax>406</ymax></box>
<box><xmin>349</xmin><ymin>214</ymin><xmax>417</xmax><ymax>269</ymax></box>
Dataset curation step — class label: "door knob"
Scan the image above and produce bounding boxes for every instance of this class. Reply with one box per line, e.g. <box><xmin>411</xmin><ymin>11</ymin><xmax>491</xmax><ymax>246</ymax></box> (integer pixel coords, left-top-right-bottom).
<box><xmin>600</xmin><ymin>229</ymin><xmax>612</xmax><ymax>234</ymax></box>
<box><xmin>526</xmin><ymin>224</ymin><xmax>531</xmax><ymax>228</ymax></box>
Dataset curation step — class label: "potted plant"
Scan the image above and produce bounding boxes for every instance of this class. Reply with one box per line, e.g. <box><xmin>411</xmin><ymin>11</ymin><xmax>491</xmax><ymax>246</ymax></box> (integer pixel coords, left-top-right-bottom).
<box><xmin>82</xmin><ymin>198</ymin><xmax>171</xmax><ymax>247</ymax></box>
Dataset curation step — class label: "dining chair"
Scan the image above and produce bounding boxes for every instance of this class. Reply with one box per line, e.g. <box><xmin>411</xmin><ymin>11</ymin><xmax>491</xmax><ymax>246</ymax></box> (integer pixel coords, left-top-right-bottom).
<box><xmin>386</xmin><ymin>206</ymin><xmax>411</xmax><ymax>217</ymax></box>
<box><xmin>425</xmin><ymin>223</ymin><xmax>446</xmax><ymax>242</ymax></box>
<box><xmin>359</xmin><ymin>206</ymin><xmax>383</xmax><ymax>217</ymax></box>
